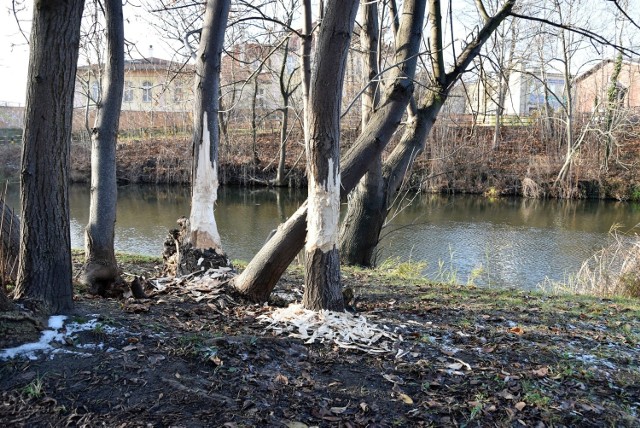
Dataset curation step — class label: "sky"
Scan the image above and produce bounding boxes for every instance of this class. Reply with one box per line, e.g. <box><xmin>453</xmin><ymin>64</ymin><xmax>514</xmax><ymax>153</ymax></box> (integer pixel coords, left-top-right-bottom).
<box><xmin>1</xmin><ymin>0</ymin><xmax>637</xmax><ymax>106</ymax></box>
<box><xmin>0</xmin><ymin>5</ymin><xmax>30</xmax><ymax>105</ymax></box>
<box><xmin>0</xmin><ymin>1</ymin><xmax>172</xmax><ymax>105</ymax></box>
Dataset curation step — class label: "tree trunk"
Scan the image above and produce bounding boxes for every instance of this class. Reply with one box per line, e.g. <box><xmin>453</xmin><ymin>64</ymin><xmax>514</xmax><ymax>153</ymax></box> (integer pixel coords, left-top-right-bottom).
<box><xmin>0</xmin><ymin>198</ymin><xmax>20</xmax><ymax>283</ymax></box>
<box><xmin>233</xmin><ymin>0</ymin><xmax>427</xmax><ymax>302</ymax></box>
<box><xmin>302</xmin><ymin>0</ymin><xmax>359</xmax><ymax>311</ymax></box>
<box><xmin>189</xmin><ymin>0</ymin><xmax>231</xmax><ymax>250</ymax></box>
<box><xmin>15</xmin><ymin>0</ymin><xmax>85</xmax><ymax>314</ymax></box>
<box><xmin>339</xmin><ymin>155</ymin><xmax>384</xmax><ymax>266</ymax></box>
<box><xmin>339</xmin><ymin>0</ymin><xmax>515</xmax><ymax>267</ymax></box>
<box><xmin>0</xmin><ymin>287</ymin><xmax>12</xmax><ymax>312</ymax></box>
<box><xmin>251</xmin><ymin>75</ymin><xmax>260</xmax><ymax>166</ymax></box>
<box><xmin>82</xmin><ymin>0</ymin><xmax>124</xmax><ymax>295</ymax></box>
<box><xmin>339</xmin><ymin>0</ymin><xmax>382</xmax><ymax>267</ymax></box>
<box><xmin>275</xmin><ymin>31</ymin><xmax>296</xmax><ymax>187</ymax></box>
<box><xmin>359</xmin><ymin>0</ymin><xmax>380</xmax><ymax>128</ymax></box>
<box><xmin>275</xmin><ymin>99</ymin><xmax>289</xmax><ymax>186</ymax></box>
<box><xmin>604</xmin><ymin>52</ymin><xmax>624</xmax><ymax>170</ymax></box>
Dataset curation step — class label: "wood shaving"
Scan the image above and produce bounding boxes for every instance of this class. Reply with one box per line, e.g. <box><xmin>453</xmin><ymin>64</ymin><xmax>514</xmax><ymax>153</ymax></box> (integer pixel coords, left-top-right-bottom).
<box><xmin>149</xmin><ymin>268</ymin><xmax>237</xmax><ymax>307</ymax></box>
<box><xmin>257</xmin><ymin>304</ymin><xmax>400</xmax><ymax>354</ymax></box>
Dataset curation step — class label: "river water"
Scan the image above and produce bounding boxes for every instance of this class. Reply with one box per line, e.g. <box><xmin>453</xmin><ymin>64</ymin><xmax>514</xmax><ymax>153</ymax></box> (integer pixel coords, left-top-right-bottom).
<box><xmin>6</xmin><ymin>184</ymin><xmax>640</xmax><ymax>289</ymax></box>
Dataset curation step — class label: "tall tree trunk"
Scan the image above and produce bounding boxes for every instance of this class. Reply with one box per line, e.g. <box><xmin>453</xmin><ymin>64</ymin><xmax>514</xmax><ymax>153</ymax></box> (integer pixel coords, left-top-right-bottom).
<box><xmin>251</xmin><ymin>75</ymin><xmax>260</xmax><ymax>166</ymax></box>
<box><xmin>303</xmin><ymin>0</ymin><xmax>359</xmax><ymax>311</ymax></box>
<box><xmin>339</xmin><ymin>0</ymin><xmax>382</xmax><ymax>266</ymax></box>
<box><xmin>234</xmin><ymin>0</ymin><xmax>427</xmax><ymax>302</ymax></box>
<box><xmin>555</xmin><ymin>26</ymin><xmax>575</xmax><ymax>187</ymax></box>
<box><xmin>189</xmin><ymin>0</ymin><xmax>231</xmax><ymax>250</ymax></box>
<box><xmin>604</xmin><ymin>52</ymin><xmax>624</xmax><ymax>170</ymax></box>
<box><xmin>275</xmin><ymin>32</ymin><xmax>296</xmax><ymax>187</ymax></box>
<box><xmin>340</xmin><ymin>0</ymin><xmax>515</xmax><ymax>267</ymax></box>
<box><xmin>82</xmin><ymin>0</ymin><xmax>124</xmax><ymax>294</ymax></box>
<box><xmin>275</xmin><ymin>98</ymin><xmax>289</xmax><ymax>186</ymax></box>
<box><xmin>0</xmin><ymin>198</ymin><xmax>20</xmax><ymax>283</ymax></box>
<box><xmin>360</xmin><ymin>0</ymin><xmax>380</xmax><ymax>128</ymax></box>
<box><xmin>15</xmin><ymin>0</ymin><xmax>85</xmax><ymax>313</ymax></box>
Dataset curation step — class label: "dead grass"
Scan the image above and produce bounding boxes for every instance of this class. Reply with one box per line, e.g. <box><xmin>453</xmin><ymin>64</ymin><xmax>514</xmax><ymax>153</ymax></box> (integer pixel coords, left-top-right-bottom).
<box><xmin>543</xmin><ymin>225</ymin><xmax>640</xmax><ymax>298</ymax></box>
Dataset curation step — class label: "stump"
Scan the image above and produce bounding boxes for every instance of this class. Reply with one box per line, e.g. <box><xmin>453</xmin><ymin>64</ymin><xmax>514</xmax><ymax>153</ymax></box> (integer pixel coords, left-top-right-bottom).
<box><xmin>162</xmin><ymin>217</ymin><xmax>233</xmax><ymax>277</ymax></box>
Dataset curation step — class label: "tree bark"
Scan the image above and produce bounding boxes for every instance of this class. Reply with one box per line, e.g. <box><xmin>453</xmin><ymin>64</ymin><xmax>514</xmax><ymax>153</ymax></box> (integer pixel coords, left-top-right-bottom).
<box><xmin>359</xmin><ymin>0</ymin><xmax>380</xmax><ymax>128</ymax></box>
<box><xmin>15</xmin><ymin>0</ymin><xmax>85</xmax><ymax>314</ymax></box>
<box><xmin>339</xmin><ymin>0</ymin><xmax>383</xmax><ymax>266</ymax></box>
<box><xmin>0</xmin><ymin>198</ymin><xmax>19</xmax><ymax>283</ymax></box>
<box><xmin>275</xmin><ymin>33</ymin><xmax>297</xmax><ymax>187</ymax></box>
<box><xmin>189</xmin><ymin>0</ymin><xmax>231</xmax><ymax>250</ymax></box>
<box><xmin>339</xmin><ymin>155</ymin><xmax>384</xmax><ymax>266</ymax></box>
<box><xmin>0</xmin><ymin>287</ymin><xmax>12</xmax><ymax>312</ymax></box>
<box><xmin>82</xmin><ymin>0</ymin><xmax>124</xmax><ymax>295</ymax></box>
<box><xmin>303</xmin><ymin>0</ymin><xmax>359</xmax><ymax>311</ymax></box>
<box><xmin>275</xmin><ymin>99</ymin><xmax>289</xmax><ymax>186</ymax></box>
<box><xmin>233</xmin><ymin>0</ymin><xmax>427</xmax><ymax>302</ymax></box>
<box><xmin>339</xmin><ymin>0</ymin><xmax>516</xmax><ymax>267</ymax></box>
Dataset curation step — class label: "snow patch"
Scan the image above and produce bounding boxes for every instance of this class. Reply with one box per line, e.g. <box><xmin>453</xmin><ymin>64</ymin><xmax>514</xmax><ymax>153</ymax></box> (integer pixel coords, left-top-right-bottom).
<box><xmin>0</xmin><ymin>316</ymin><xmax>124</xmax><ymax>361</ymax></box>
<box><xmin>306</xmin><ymin>158</ymin><xmax>340</xmax><ymax>252</ymax></box>
<box><xmin>190</xmin><ymin>111</ymin><xmax>222</xmax><ymax>249</ymax></box>
<box><xmin>0</xmin><ymin>315</ymin><xmax>69</xmax><ymax>360</ymax></box>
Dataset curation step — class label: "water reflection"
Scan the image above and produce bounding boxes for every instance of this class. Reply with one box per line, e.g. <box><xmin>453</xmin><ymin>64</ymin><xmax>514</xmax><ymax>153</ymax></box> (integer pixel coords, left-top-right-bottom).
<box><xmin>378</xmin><ymin>195</ymin><xmax>640</xmax><ymax>288</ymax></box>
<box><xmin>5</xmin><ymin>185</ymin><xmax>640</xmax><ymax>289</ymax></box>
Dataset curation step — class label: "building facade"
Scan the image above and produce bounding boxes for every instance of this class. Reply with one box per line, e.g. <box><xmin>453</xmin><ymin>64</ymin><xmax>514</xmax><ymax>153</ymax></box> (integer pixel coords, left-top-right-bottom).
<box><xmin>574</xmin><ymin>58</ymin><xmax>640</xmax><ymax>114</ymax></box>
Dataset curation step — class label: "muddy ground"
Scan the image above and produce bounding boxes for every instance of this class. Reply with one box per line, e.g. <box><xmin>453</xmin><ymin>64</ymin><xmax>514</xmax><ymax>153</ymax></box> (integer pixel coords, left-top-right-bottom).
<box><xmin>1</xmin><ymin>257</ymin><xmax>639</xmax><ymax>427</ymax></box>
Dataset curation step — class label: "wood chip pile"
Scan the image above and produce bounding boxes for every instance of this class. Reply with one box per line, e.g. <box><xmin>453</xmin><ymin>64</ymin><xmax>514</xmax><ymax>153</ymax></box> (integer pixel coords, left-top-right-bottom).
<box><xmin>257</xmin><ymin>304</ymin><xmax>400</xmax><ymax>354</ymax></box>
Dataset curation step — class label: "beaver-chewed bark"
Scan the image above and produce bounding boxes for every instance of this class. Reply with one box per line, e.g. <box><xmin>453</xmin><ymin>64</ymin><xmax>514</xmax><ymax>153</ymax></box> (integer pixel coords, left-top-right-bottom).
<box><xmin>162</xmin><ymin>217</ymin><xmax>234</xmax><ymax>277</ymax></box>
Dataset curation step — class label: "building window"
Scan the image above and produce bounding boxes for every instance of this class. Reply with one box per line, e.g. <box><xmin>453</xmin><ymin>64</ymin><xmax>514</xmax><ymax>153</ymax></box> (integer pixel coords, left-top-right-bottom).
<box><xmin>173</xmin><ymin>85</ymin><xmax>184</xmax><ymax>103</ymax></box>
<box><xmin>123</xmin><ymin>81</ymin><xmax>133</xmax><ymax>102</ymax></box>
<box><xmin>142</xmin><ymin>81</ymin><xmax>153</xmax><ymax>103</ymax></box>
<box><xmin>90</xmin><ymin>81</ymin><xmax>100</xmax><ymax>102</ymax></box>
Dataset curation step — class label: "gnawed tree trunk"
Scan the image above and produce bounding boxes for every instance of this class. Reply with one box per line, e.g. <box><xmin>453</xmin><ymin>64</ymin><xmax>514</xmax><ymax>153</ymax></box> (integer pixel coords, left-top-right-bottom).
<box><xmin>233</xmin><ymin>0</ymin><xmax>427</xmax><ymax>302</ymax></box>
<box><xmin>15</xmin><ymin>0</ymin><xmax>85</xmax><ymax>314</ymax></box>
<box><xmin>339</xmin><ymin>0</ymin><xmax>516</xmax><ymax>267</ymax></box>
<box><xmin>0</xmin><ymin>198</ymin><xmax>20</xmax><ymax>283</ymax></box>
<box><xmin>189</xmin><ymin>0</ymin><xmax>230</xmax><ymax>250</ymax></box>
<box><xmin>81</xmin><ymin>0</ymin><xmax>124</xmax><ymax>296</ymax></box>
<box><xmin>303</xmin><ymin>0</ymin><xmax>359</xmax><ymax>311</ymax></box>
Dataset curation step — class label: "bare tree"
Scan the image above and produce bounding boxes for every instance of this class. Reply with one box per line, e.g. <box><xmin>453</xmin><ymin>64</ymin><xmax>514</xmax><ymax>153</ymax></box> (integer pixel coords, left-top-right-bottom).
<box><xmin>302</xmin><ymin>0</ymin><xmax>359</xmax><ymax>311</ymax></box>
<box><xmin>81</xmin><ymin>0</ymin><xmax>125</xmax><ymax>295</ymax></box>
<box><xmin>338</xmin><ymin>0</ymin><xmax>383</xmax><ymax>266</ymax></box>
<box><xmin>189</xmin><ymin>0</ymin><xmax>231</xmax><ymax>250</ymax></box>
<box><xmin>15</xmin><ymin>0</ymin><xmax>86</xmax><ymax>313</ymax></box>
<box><xmin>233</xmin><ymin>0</ymin><xmax>427</xmax><ymax>302</ymax></box>
<box><xmin>274</xmin><ymin>27</ymin><xmax>301</xmax><ymax>186</ymax></box>
<box><xmin>338</xmin><ymin>0</ymin><xmax>516</xmax><ymax>267</ymax></box>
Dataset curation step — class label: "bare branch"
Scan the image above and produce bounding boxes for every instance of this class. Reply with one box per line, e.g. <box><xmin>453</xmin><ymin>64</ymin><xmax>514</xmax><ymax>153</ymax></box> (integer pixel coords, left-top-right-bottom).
<box><xmin>509</xmin><ymin>11</ymin><xmax>640</xmax><ymax>57</ymax></box>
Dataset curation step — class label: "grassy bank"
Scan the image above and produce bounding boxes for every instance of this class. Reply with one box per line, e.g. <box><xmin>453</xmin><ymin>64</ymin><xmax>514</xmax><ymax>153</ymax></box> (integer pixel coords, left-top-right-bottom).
<box><xmin>1</xmin><ymin>254</ymin><xmax>638</xmax><ymax>426</ymax></box>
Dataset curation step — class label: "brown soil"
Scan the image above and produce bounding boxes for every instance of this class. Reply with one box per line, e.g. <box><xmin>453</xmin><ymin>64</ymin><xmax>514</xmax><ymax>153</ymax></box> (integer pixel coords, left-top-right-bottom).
<box><xmin>1</xmin><ymin>257</ymin><xmax>639</xmax><ymax>427</ymax></box>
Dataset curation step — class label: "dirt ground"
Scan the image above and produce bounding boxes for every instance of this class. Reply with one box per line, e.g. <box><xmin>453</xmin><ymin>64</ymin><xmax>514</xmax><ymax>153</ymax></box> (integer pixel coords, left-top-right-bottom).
<box><xmin>1</xmin><ymin>257</ymin><xmax>639</xmax><ymax>427</ymax></box>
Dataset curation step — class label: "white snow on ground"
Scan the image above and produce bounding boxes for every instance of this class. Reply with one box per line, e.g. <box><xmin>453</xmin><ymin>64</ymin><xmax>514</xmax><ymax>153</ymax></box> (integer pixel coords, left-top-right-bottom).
<box><xmin>0</xmin><ymin>316</ymin><xmax>122</xmax><ymax>361</ymax></box>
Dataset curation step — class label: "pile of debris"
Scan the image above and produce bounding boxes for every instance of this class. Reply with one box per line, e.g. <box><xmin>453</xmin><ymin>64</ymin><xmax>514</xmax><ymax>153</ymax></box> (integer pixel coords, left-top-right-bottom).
<box><xmin>257</xmin><ymin>304</ymin><xmax>400</xmax><ymax>354</ymax></box>
<box><xmin>162</xmin><ymin>217</ymin><xmax>234</xmax><ymax>277</ymax></box>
